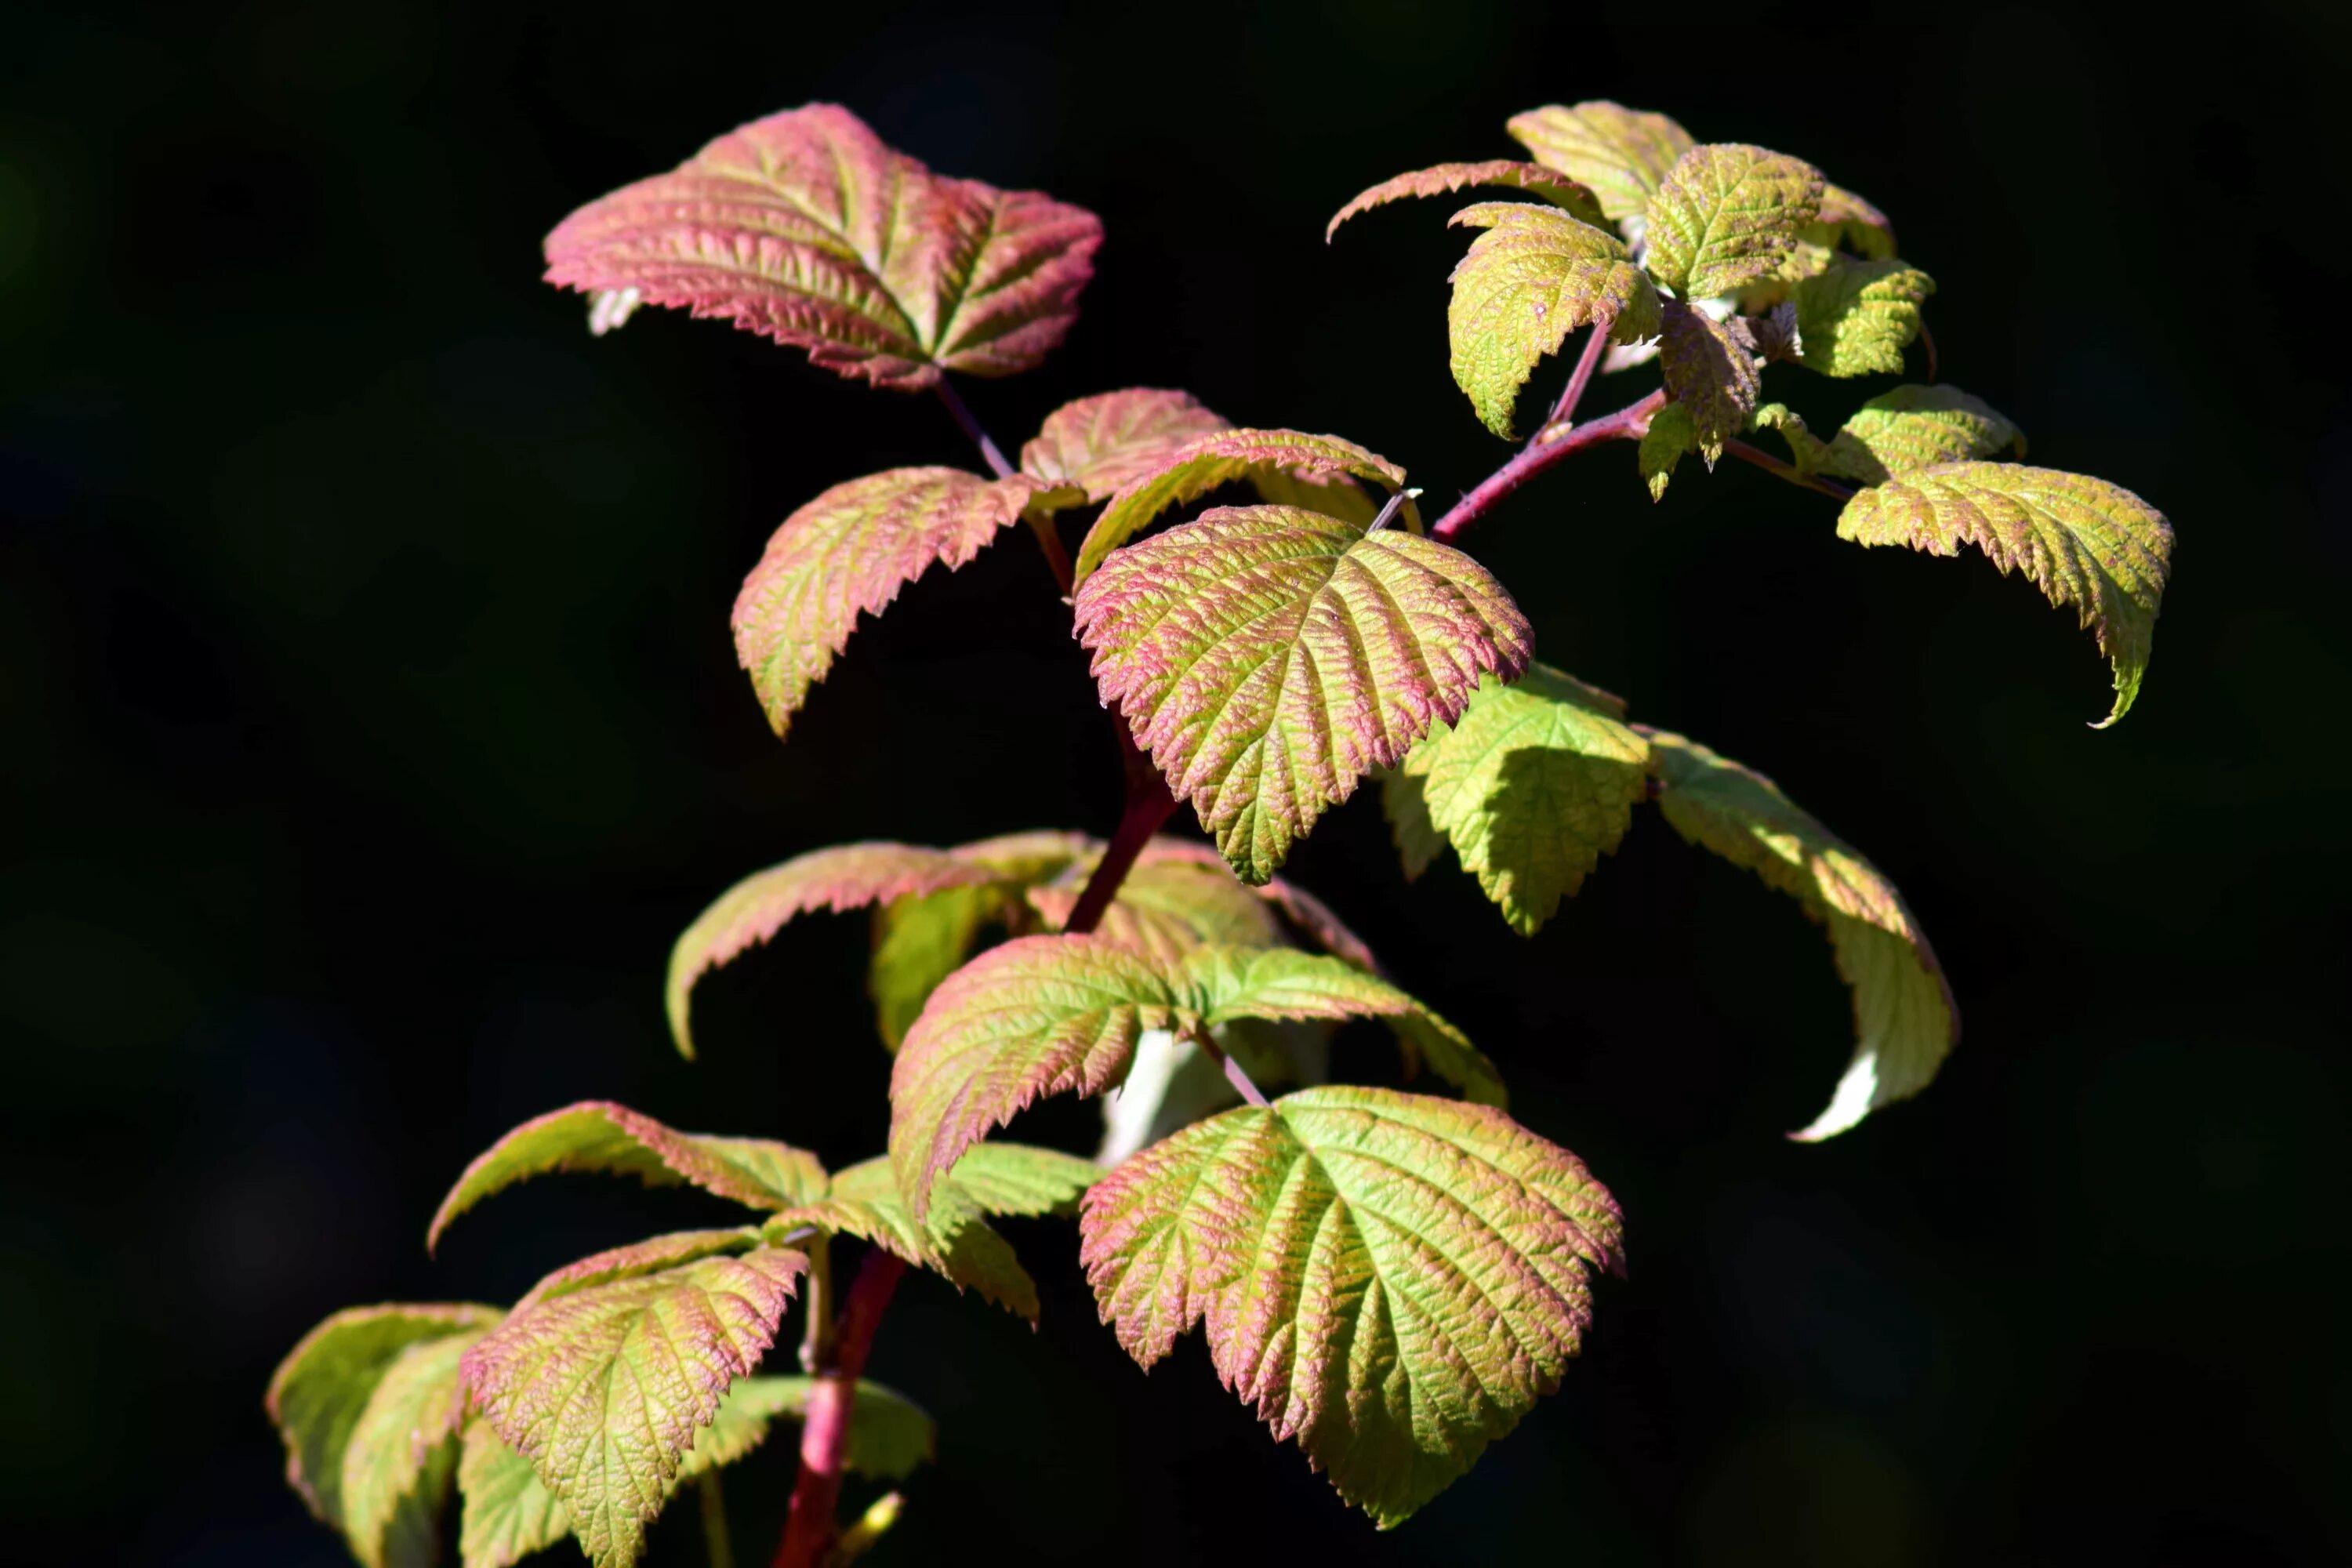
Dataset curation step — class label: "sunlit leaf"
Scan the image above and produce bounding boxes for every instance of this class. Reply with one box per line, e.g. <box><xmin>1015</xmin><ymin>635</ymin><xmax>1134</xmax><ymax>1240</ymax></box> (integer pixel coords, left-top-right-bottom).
<box><xmin>1504</xmin><ymin>101</ymin><xmax>1694</xmax><ymax>223</ymax></box>
<box><xmin>1806</xmin><ymin>180</ymin><xmax>1897</xmax><ymax>259</ymax></box>
<box><xmin>1019</xmin><ymin>388</ymin><xmax>1232</xmax><ymax>506</ymax></box>
<box><xmin>1757</xmin><ymin>386</ymin><xmax>2025</xmax><ymax>485</ymax></box>
<box><xmin>732</xmin><ymin>466</ymin><xmax>1045</xmax><ymax>741</ymax></box>
<box><xmin>1080</xmin><ymin>1085</ymin><xmax>1622</xmax><ymax>1526</ymax></box>
<box><xmin>1077</xmin><ymin>504</ymin><xmax>1530</xmax><ymax>882</ymax></box>
<box><xmin>1792</xmin><ymin>259</ymin><xmax>1935</xmax><ymax>377</ymax></box>
<box><xmin>1385</xmin><ymin>665</ymin><xmax>1649</xmax><ymax>935</ymax></box>
<box><xmin>513</xmin><ymin>1229</ymin><xmax>766</xmax><ymax>1311</ymax></box>
<box><xmin>1028</xmin><ymin>857</ymin><xmax>1286</xmax><ymax>962</ymax></box>
<box><xmin>1639</xmin><ymin>401</ymin><xmax>1701</xmax><ymax>499</ymax></box>
<box><xmin>1658</xmin><ymin>300</ymin><xmax>1761</xmax><ymax>457</ymax></box>
<box><xmin>1642</xmin><ymin>143</ymin><xmax>1824</xmax><ymax>300</ymax></box>
<box><xmin>1646</xmin><ymin>729</ymin><xmax>1957</xmax><ymax>1138</ymax></box>
<box><xmin>543</xmin><ymin>104</ymin><xmax>1100</xmax><ymax>388</ymax></box>
<box><xmin>1446</xmin><ymin>202</ymin><xmax>1661</xmax><ymax>437</ymax></box>
<box><xmin>1836</xmin><ymin>462</ymin><xmax>2173</xmax><ymax>724</ymax></box>
<box><xmin>341</xmin><ymin>1330</ymin><xmax>485</xmax><ymax>1567</ymax></box>
<box><xmin>1327</xmin><ymin>160</ymin><xmax>1603</xmax><ymax>239</ymax></box>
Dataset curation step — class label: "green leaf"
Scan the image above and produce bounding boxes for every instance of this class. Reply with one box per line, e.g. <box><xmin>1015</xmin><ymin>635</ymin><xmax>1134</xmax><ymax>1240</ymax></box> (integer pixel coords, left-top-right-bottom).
<box><xmin>458</xmin><ymin>1420</ymin><xmax>570</xmax><ymax>1568</ymax></box>
<box><xmin>1835</xmin><ymin>462</ymin><xmax>2174</xmax><ymax>724</ymax></box>
<box><xmin>1642</xmin><ymin>143</ymin><xmax>1823</xmax><ymax>300</ymax></box>
<box><xmin>1658</xmin><ymin>300</ymin><xmax>1762</xmax><ymax>457</ymax></box>
<box><xmin>732</xmin><ymin>467</ymin><xmax>1047</xmax><ymax>740</ymax></box>
<box><xmin>463</xmin><ymin>1247</ymin><xmax>808</xmax><ymax>1568</ymax></box>
<box><xmin>1446</xmin><ymin>202</ymin><xmax>1662</xmax><ymax>438</ymax></box>
<box><xmin>1019</xmin><ymin>388</ymin><xmax>1232</xmax><ymax>506</ymax></box>
<box><xmin>669</xmin><ymin>840</ymin><xmax>1004</xmax><ymax>1057</ymax></box>
<box><xmin>1080</xmin><ymin>1085</ymin><xmax>1622</xmax><ymax>1526</ymax></box>
<box><xmin>1645</xmin><ymin>729</ymin><xmax>1957</xmax><ymax>1139</ymax></box>
<box><xmin>1384</xmin><ymin>665</ymin><xmax>1649</xmax><ymax>935</ymax></box>
<box><xmin>1504</xmin><ymin>101</ymin><xmax>1694</xmax><ymax>223</ymax></box>
<box><xmin>513</xmin><ymin>1229</ymin><xmax>766</xmax><ymax>1311</ymax></box>
<box><xmin>430</xmin><ymin>1102</ymin><xmax>826</xmax><ymax>1249</ymax></box>
<box><xmin>1076</xmin><ymin>504</ymin><xmax>1532</xmax><ymax>883</ymax></box>
<box><xmin>1806</xmin><ymin>180</ymin><xmax>1897</xmax><ymax>259</ymax></box>
<box><xmin>543</xmin><ymin>104</ymin><xmax>1100</xmax><ymax>390</ymax></box>
<box><xmin>1639</xmin><ymin>401</ymin><xmax>1701</xmax><ymax>499</ymax></box>
<box><xmin>267</xmin><ymin>1303</ymin><xmax>504</xmax><ymax>1537</ymax></box>
<box><xmin>1028</xmin><ymin>856</ymin><xmax>1287</xmax><ymax>961</ymax></box>
<box><xmin>1759</xmin><ymin>385</ymin><xmax>2026</xmax><ymax>484</ymax></box>
<box><xmin>888</xmin><ymin>937</ymin><xmax>1499</xmax><ymax>1216</ymax></box>
<box><xmin>871</xmin><ymin>883</ymin><xmax>1011</xmax><ymax>1051</ymax></box>
<box><xmin>1071</xmin><ymin>428</ymin><xmax>1407</xmax><ymax>587</ymax></box>
<box><xmin>342</xmin><ymin>1330</ymin><xmax>486</xmax><ymax>1567</ymax></box>
<box><xmin>1792</xmin><ymin>258</ymin><xmax>1936</xmax><ymax>377</ymax></box>
<box><xmin>1327</xmin><ymin>160</ymin><xmax>1604</xmax><ymax>239</ymax></box>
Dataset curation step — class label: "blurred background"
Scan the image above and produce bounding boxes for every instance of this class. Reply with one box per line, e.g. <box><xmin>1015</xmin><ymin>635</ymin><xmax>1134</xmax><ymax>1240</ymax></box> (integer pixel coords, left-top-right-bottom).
<box><xmin>6</xmin><ymin>2</ymin><xmax>2349</xmax><ymax>1563</ymax></box>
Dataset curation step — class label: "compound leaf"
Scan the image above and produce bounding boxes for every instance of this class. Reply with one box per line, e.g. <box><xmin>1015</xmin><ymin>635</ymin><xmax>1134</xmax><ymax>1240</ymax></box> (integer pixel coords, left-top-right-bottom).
<box><xmin>1658</xmin><ymin>301</ymin><xmax>1762</xmax><ymax>456</ymax></box>
<box><xmin>1642</xmin><ymin>144</ymin><xmax>1824</xmax><ymax>300</ymax></box>
<box><xmin>1073</xmin><ymin>429</ymin><xmax>1407</xmax><ymax>587</ymax></box>
<box><xmin>1446</xmin><ymin>202</ymin><xmax>1662</xmax><ymax>438</ymax></box>
<box><xmin>889</xmin><ymin>937</ymin><xmax>1495</xmax><ymax>1216</ymax></box>
<box><xmin>430</xmin><ymin>1102</ymin><xmax>826</xmax><ymax>1249</ymax></box>
<box><xmin>1646</xmin><ymin>729</ymin><xmax>1956</xmax><ymax>1138</ymax></box>
<box><xmin>543</xmin><ymin>104</ymin><xmax>1100</xmax><ymax>388</ymax></box>
<box><xmin>1385</xmin><ymin>665</ymin><xmax>1649</xmax><ymax>935</ymax></box>
<box><xmin>1080</xmin><ymin>1085</ymin><xmax>1623</xmax><ymax>1526</ymax></box>
<box><xmin>1835</xmin><ymin>463</ymin><xmax>2174</xmax><ymax>724</ymax></box>
<box><xmin>670</xmin><ymin>840</ymin><xmax>1003</xmax><ymax>1057</ymax></box>
<box><xmin>1504</xmin><ymin>101</ymin><xmax>1693</xmax><ymax>223</ymax></box>
<box><xmin>267</xmin><ymin>1303</ymin><xmax>504</xmax><ymax>1538</ymax></box>
<box><xmin>341</xmin><ymin>1330</ymin><xmax>485</xmax><ymax>1567</ymax></box>
<box><xmin>463</xmin><ymin>1248</ymin><xmax>808</xmax><ymax>1568</ymax></box>
<box><xmin>1793</xmin><ymin>259</ymin><xmax>1936</xmax><ymax>377</ymax></box>
<box><xmin>1076</xmin><ymin>505</ymin><xmax>1531</xmax><ymax>882</ymax></box>
<box><xmin>732</xmin><ymin>466</ymin><xmax>1044</xmax><ymax>741</ymax></box>
<box><xmin>1327</xmin><ymin>161</ymin><xmax>1604</xmax><ymax>239</ymax></box>
<box><xmin>1020</xmin><ymin>388</ymin><xmax>1232</xmax><ymax>505</ymax></box>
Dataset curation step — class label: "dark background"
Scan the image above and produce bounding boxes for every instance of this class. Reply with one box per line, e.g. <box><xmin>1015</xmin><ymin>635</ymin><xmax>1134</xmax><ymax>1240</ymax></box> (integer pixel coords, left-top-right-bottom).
<box><xmin>7</xmin><ymin>2</ymin><xmax>2349</xmax><ymax>1564</ymax></box>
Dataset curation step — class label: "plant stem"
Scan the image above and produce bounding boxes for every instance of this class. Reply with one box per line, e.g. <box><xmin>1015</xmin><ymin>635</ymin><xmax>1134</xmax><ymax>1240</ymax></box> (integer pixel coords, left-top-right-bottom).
<box><xmin>1061</xmin><ymin>731</ymin><xmax>1178</xmax><ymax>937</ymax></box>
<box><xmin>771</xmin><ymin>1249</ymin><xmax>909</xmax><ymax>1568</ymax></box>
<box><xmin>1428</xmin><ymin>389</ymin><xmax>1667</xmax><ymax>543</ymax></box>
<box><xmin>1719</xmin><ymin>438</ymin><xmax>1857</xmax><ymax>501</ymax></box>
<box><xmin>1541</xmin><ymin>322</ymin><xmax>1611</xmax><ymax>434</ymax></box>
<box><xmin>699</xmin><ymin>1472</ymin><xmax>735</xmax><ymax>1568</ymax></box>
<box><xmin>933</xmin><ymin>377</ymin><xmax>1014</xmax><ymax>480</ymax></box>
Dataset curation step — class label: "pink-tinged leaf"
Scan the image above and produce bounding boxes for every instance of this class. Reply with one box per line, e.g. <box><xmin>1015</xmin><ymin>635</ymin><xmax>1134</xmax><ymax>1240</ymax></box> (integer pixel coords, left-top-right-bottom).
<box><xmin>1809</xmin><ymin>180</ymin><xmax>1897</xmax><ymax>259</ymax></box>
<box><xmin>514</xmin><ymin>1229</ymin><xmax>766</xmax><ymax>1312</ymax></box>
<box><xmin>1071</xmin><ymin>429</ymin><xmax>1410</xmax><ymax>586</ymax></box>
<box><xmin>732</xmin><ymin>466</ymin><xmax>1044</xmax><ymax>742</ymax></box>
<box><xmin>543</xmin><ymin>104</ymin><xmax>1102</xmax><ymax>389</ymax></box>
<box><xmin>1026</xmin><ymin>857</ymin><xmax>1287</xmax><ymax>963</ymax></box>
<box><xmin>1642</xmin><ymin>143</ymin><xmax>1824</xmax><ymax>301</ymax></box>
<box><xmin>1505</xmin><ymin>101</ymin><xmax>1694</xmax><ymax>223</ymax></box>
<box><xmin>340</xmin><ymin>1329</ymin><xmax>488</xmax><ymax>1567</ymax></box>
<box><xmin>1020</xmin><ymin>389</ymin><xmax>1232</xmax><ymax>505</ymax></box>
<box><xmin>430</xmin><ymin>1102</ymin><xmax>827</xmax><ymax>1250</ymax></box>
<box><xmin>1326</xmin><ymin>161</ymin><xmax>1604</xmax><ymax>240</ymax></box>
<box><xmin>1076</xmin><ymin>504</ymin><xmax>1533</xmax><ymax>883</ymax></box>
<box><xmin>267</xmin><ymin>1303</ymin><xmax>503</xmax><ymax>1534</ymax></box>
<box><xmin>889</xmin><ymin>937</ymin><xmax>1494</xmax><ymax>1217</ymax></box>
<box><xmin>1130</xmin><ymin>837</ymin><xmax>1383</xmax><ymax>973</ymax></box>
<box><xmin>463</xmin><ymin>1247</ymin><xmax>807</xmax><ymax>1568</ymax></box>
<box><xmin>668</xmin><ymin>840</ymin><xmax>1002</xmax><ymax>1056</ymax></box>
<box><xmin>1080</xmin><ymin>1086</ymin><xmax>1622</xmax><ymax>1526</ymax></box>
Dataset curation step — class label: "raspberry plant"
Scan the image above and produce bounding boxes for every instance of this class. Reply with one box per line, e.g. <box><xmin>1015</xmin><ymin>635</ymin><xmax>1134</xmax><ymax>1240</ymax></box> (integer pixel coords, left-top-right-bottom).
<box><xmin>267</xmin><ymin>101</ymin><xmax>2176</xmax><ymax>1566</ymax></box>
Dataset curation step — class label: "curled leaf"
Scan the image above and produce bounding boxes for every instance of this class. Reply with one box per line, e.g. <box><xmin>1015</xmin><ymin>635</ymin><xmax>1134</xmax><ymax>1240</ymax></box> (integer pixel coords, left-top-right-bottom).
<box><xmin>1505</xmin><ymin>101</ymin><xmax>1694</xmax><ymax>223</ymax></box>
<box><xmin>1327</xmin><ymin>160</ymin><xmax>1603</xmax><ymax>239</ymax></box>
<box><xmin>1835</xmin><ymin>462</ymin><xmax>2173</xmax><ymax>724</ymax></box>
<box><xmin>1639</xmin><ymin>401</ymin><xmax>1701</xmax><ymax>500</ymax></box>
<box><xmin>1642</xmin><ymin>143</ymin><xmax>1824</xmax><ymax>300</ymax></box>
<box><xmin>1808</xmin><ymin>180</ymin><xmax>1898</xmax><ymax>259</ymax></box>
<box><xmin>1759</xmin><ymin>385</ymin><xmax>2025</xmax><ymax>485</ymax></box>
<box><xmin>1019</xmin><ymin>389</ymin><xmax>1230</xmax><ymax>504</ymax></box>
<box><xmin>544</xmin><ymin>104</ymin><xmax>1100</xmax><ymax>388</ymax></box>
<box><xmin>1076</xmin><ymin>504</ymin><xmax>1532</xmax><ymax>883</ymax></box>
<box><xmin>1792</xmin><ymin>259</ymin><xmax>1936</xmax><ymax>377</ymax></box>
<box><xmin>1446</xmin><ymin>202</ymin><xmax>1661</xmax><ymax>438</ymax></box>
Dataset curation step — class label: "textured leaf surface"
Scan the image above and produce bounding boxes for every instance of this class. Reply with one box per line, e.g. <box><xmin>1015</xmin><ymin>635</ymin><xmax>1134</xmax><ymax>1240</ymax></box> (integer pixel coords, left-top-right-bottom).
<box><xmin>1642</xmin><ymin>144</ymin><xmax>1823</xmax><ymax>300</ymax></box>
<box><xmin>1446</xmin><ymin>202</ymin><xmax>1662</xmax><ymax>437</ymax></box>
<box><xmin>1809</xmin><ymin>181</ymin><xmax>1897</xmax><ymax>259</ymax></box>
<box><xmin>1646</xmin><ymin>730</ymin><xmax>1955</xmax><ymax>1138</ymax></box>
<box><xmin>871</xmin><ymin>883</ymin><xmax>1009</xmax><ymax>1050</ymax></box>
<box><xmin>1073</xmin><ymin>430</ymin><xmax>1405</xmax><ymax>586</ymax></box>
<box><xmin>1080</xmin><ymin>1085</ymin><xmax>1622</xmax><ymax>1526</ymax></box>
<box><xmin>1793</xmin><ymin>259</ymin><xmax>1935</xmax><ymax>376</ymax></box>
<box><xmin>1077</xmin><ymin>504</ymin><xmax>1531</xmax><ymax>882</ymax></box>
<box><xmin>342</xmin><ymin>1330</ymin><xmax>486</xmax><ymax>1566</ymax></box>
<box><xmin>459</xmin><ymin>1420</ymin><xmax>571</xmax><ymax>1568</ymax></box>
<box><xmin>514</xmin><ymin>1229</ymin><xmax>765</xmax><ymax>1312</ymax></box>
<box><xmin>1019</xmin><ymin>388</ymin><xmax>1231</xmax><ymax>504</ymax></box>
<box><xmin>1639</xmin><ymin>402</ymin><xmax>1700</xmax><ymax>499</ymax></box>
<box><xmin>543</xmin><ymin>104</ymin><xmax>1101</xmax><ymax>388</ymax></box>
<box><xmin>670</xmin><ymin>840</ymin><xmax>1001</xmax><ymax>1056</ymax></box>
<box><xmin>1505</xmin><ymin>101</ymin><xmax>1693</xmax><ymax>223</ymax></box>
<box><xmin>1760</xmin><ymin>386</ymin><xmax>2025</xmax><ymax>485</ymax></box>
<box><xmin>463</xmin><ymin>1248</ymin><xmax>807</xmax><ymax>1568</ymax></box>
<box><xmin>1327</xmin><ymin>161</ymin><xmax>1603</xmax><ymax>239</ymax></box>
<box><xmin>1836</xmin><ymin>463</ymin><xmax>2173</xmax><ymax>724</ymax></box>
<box><xmin>1659</xmin><ymin>301</ymin><xmax>1762</xmax><ymax>456</ymax></box>
<box><xmin>268</xmin><ymin>1303</ymin><xmax>504</xmax><ymax>1534</ymax></box>
<box><xmin>1028</xmin><ymin>857</ymin><xmax>1287</xmax><ymax>962</ymax></box>
<box><xmin>430</xmin><ymin>1102</ymin><xmax>826</xmax><ymax>1248</ymax></box>
<box><xmin>1385</xmin><ymin>666</ymin><xmax>1649</xmax><ymax>935</ymax></box>
<box><xmin>732</xmin><ymin>466</ymin><xmax>1042</xmax><ymax>740</ymax></box>
<box><xmin>890</xmin><ymin>937</ymin><xmax>1493</xmax><ymax>1214</ymax></box>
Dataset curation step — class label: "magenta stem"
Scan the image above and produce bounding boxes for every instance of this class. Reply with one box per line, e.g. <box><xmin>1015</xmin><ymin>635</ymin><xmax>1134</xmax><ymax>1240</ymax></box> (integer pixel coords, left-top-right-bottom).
<box><xmin>1428</xmin><ymin>390</ymin><xmax>1667</xmax><ymax>543</ymax></box>
<box><xmin>771</xmin><ymin>1251</ymin><xmax>908</xmax><ymax>1568</ymax></box>
<box><xmin>1719</xmin><ymin>438</ymin><xmax>1857</xmax><ymax>501</ymax></box>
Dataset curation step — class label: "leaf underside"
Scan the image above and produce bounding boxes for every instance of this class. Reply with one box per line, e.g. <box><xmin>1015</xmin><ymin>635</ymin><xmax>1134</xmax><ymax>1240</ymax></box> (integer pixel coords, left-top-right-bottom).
<box><xmin>1645</xmin><ymin>729</ymin><xmax>1956</xmax><ymax>1138</ymax></box>
<box><xmin>1505</xmin><ymin>101</ymin><xmax>1693</xmax><ymax>224</ymax></box>
<box><xmin>1658</xmin><ymin>301</ymin><xmax>1761</xmax><ymax>456</ymax></box>
<box><xmin>1080</xmin><ymin>1085</ymin><xmax>1623</xmax><ymax>1526</ymax></box>
<box><xmin>1835</xmin><ymin>462</ymin><xmax>2173</xmax><ymax>724</ymax></box>
<box><xmin>1076</xmin><ymin>504</ymin><xmax>1532</xmax><ymax>883</ymax></box>
<box><xmin>543</xmin><ymin>103</ymin><xmax>1101</xmax><ymax>388</ymax></box>
<box><xmin>1020</xmin><ymin>388</ymin><xmax>1232</xmax><ymax>504</ymax></box>
<box><xmin>1327</xmin><ymin>160</ymin><xmax>1604</xmax><ymax>239</ymax></box>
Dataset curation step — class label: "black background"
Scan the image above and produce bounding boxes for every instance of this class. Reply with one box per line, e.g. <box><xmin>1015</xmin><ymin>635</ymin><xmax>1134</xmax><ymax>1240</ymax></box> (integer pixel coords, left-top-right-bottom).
<box><xmin>7</xmin><ymin>2</ymin><xmax>2350</xmax><ymax>1564</ymax></box>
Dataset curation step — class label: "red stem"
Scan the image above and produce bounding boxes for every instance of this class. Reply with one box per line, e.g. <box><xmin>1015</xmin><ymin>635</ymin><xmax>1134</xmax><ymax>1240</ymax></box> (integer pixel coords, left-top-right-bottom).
<box><xmin>934</xmin><ymin>378</ymin><xmax>1014</xmax><ymax>480</ymax></box>
<box><xmin>1719</xmin><ymin>438</ymin><xmax>1857</xmax><ymax>501</ymax></box>
<box><xmin>1429</xmin><ymin>390</ymin><xmax>1667</xmax><ymax>543</ymax></box>
<box><xmin>772</xmin><ymin>1251</ymin><xmax>909</xmax><ymax>1568</ymax></box>
<box><xmin>1543</xmin><ymin>321</ymin><xmax>1611</xmax><ymax>434</ymax></box>
<box><xmin>1061</xmin><ymin>731</ymin><xmax>1178</xmax><ymax>937</ymax></box>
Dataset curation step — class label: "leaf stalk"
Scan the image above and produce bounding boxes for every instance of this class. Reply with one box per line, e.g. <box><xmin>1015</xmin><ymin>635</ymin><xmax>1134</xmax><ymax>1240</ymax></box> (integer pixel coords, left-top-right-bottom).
<box><xmin>1720</xmin><ymin>438</ymin><xmax>1857</xmax><ymax>501</ymax></box>
<box><xmin>772</xmin><ymin>1248</ymin><xmax>910</xmax><ymax>1568</ymax></box>
<box><xmin>1428</xmin><ymin>389</ymin><xmax>1668</xmax><ymax>543</ymax></box>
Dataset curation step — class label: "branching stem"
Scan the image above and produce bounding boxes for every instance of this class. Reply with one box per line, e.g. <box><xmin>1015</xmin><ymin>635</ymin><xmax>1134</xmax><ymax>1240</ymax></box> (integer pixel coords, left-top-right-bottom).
<box><xmin>1429</xmin><ymin>389</ymin><xmax>1667</xmax><ymax>543</ymax></box>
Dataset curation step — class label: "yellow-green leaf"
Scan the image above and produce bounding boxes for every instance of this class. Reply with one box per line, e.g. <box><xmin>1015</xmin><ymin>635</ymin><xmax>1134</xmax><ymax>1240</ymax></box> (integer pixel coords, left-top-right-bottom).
<box><xmin>1504</xmin><ymin>101</ymin><xmax>1694</xmax><ymax>223</ymax></box>
<box><xmin>341</xmin><ymin>1330</ymin><xmax>485</xmax><ymax>1567</ymax></box>
<box><xmin>1793</xmin><ymin>259</ymin><xmax>1936</xmax><ymax>377</ymax></box>
<box><xmin>1642</xmin><ymin>143</ymin><xmax>1824</xmax><ymax>300</ymax></box>
<box><xmin>1759</xmin><ymin>385</ymin><xmax>2026</xmax><ymax>484</ymax></box>
<box><xmin>1639</xmin><ymin>401</ymin><xmax>1702</xmax><ymax>499</ymax></box>
<box><xmin>1327</xmin><ymin>160</ymin><xmax>1604</xmax><ymax>239</ymax></box>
